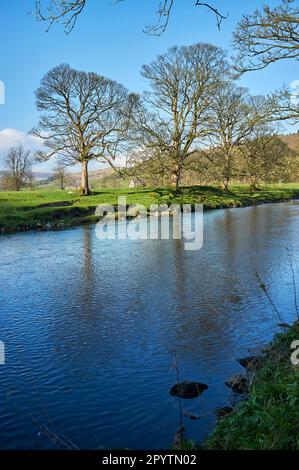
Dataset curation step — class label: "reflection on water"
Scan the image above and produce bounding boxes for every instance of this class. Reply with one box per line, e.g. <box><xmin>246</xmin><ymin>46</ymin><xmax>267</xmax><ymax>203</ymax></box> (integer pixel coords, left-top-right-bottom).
<box><xmin>0</xmin><ymin>202</ymin><xmax>299</xmax><ymax>449</ymax></box>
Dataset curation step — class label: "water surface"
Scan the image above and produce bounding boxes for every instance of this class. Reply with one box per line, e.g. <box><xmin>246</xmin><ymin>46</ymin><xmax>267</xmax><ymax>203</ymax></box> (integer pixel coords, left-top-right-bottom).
<box><xmin>0</xmin><ymin>202</ymin><xmax>298</xmax><ymax>449</ymax></box>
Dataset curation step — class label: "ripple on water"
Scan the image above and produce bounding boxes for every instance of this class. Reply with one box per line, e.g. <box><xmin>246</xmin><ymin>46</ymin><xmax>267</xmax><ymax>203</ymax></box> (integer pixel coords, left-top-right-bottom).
<box><xmin>0</xmin><ymin>203</ymin><xmax>299</xmax><ymax>449</ymax></box>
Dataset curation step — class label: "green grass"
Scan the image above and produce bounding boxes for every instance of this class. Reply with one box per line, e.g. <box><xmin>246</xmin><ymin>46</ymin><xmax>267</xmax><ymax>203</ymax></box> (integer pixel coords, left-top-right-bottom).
<box><xmin>202</xmin><ymin>321</ymin><xmax>299</xmax><ymax>450</ymax></box>
<box><xmin>1</xmin><ymin>183</ymin><xmax>299</xmax><ymax>232</ymax></box>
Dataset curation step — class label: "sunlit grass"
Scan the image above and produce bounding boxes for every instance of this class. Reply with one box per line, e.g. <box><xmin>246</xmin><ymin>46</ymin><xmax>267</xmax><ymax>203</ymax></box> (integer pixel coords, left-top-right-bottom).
<box><xmin>1</xmin><ymin>183</ymin><xmax>299</xmax><ymax>232</ymax></box>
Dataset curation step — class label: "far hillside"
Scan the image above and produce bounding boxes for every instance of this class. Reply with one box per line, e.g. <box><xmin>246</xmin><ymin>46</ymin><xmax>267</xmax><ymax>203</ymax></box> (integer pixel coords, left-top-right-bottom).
<box><xmin>38</xmin><ymin>167</ymin><xmax>130</xmax><ymax>190</ymax></box>
<box><xmin>280</xmin><ymin>132</ymin><xmax>299</xmax><ymax>151</ymax></box>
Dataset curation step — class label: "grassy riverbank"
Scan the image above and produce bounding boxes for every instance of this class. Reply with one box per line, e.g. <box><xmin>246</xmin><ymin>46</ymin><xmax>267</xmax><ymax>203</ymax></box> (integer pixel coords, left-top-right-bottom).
<box><xmin>202</xmin><ymin>321</ymin><xmax>299</xmax><ymax>450</ymax></box>
<box><xmin>1</xmin><ymin>184</ymin><xmax>299</xmax><ymax>233</ymax></box>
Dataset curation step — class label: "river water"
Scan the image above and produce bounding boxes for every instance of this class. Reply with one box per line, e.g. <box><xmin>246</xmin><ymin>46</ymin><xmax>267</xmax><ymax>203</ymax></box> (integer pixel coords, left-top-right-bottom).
<box><xmin>0</xmin><ymin>202</ymin><xmax>298</xmax><ymax>449</ymax></box>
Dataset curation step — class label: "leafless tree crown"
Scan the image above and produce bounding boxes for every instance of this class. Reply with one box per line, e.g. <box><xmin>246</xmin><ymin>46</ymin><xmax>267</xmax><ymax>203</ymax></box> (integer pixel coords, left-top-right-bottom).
<box><xmin>32</xmin><ymin>63</ymin><xmax>138</xmax><ymax>193</ymax></box>
<box><xmin>133</xmin><ymin>43</ymin><xmax>229</xmax><ymax>189</ymax></box>
<box><xmin>233</xmin><ymin>0</ymin><xmax>299</xmax><ymax>74</ymax></box>
<box><xmin>32</xmin><ymin>63</ymin><xmax>137</xmax><ymax>166</ymax></box>
<box><xmin>3</xmin><ymin>146</ymin><xmax>33</xmax><ymax>191</ymax></box>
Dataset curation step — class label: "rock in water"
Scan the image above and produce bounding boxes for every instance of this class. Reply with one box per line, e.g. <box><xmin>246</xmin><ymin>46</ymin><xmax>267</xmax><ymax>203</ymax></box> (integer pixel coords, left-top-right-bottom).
<box><xmin>238</xmin><ymin>356</ymin><xmax>262</xmax><ymax>372</ymax></box>
<box><xmin>225</xmin><ymin>374</ymin><xmax>249</xmax><ymax>394</ymax></box>
<box><xmin>169</xmin><ymin>381</ymin><xmax>208</xmax><ymax>399</ymax></box>
<box><xmin>183</xmin><ymin>411</ymin><xmax>200</xmax><ymax>420</ymax></box>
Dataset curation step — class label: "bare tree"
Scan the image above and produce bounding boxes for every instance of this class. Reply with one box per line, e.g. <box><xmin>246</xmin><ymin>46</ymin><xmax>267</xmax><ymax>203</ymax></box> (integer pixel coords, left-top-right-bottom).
<box><xmin>233</xmin><ymin>0</ymin><xmax>299</xmax><ymax>75</ymax></box>
<box><xmin>32</xmin><ymin>64</ymin><xmax>138</xmax><ymax>195</ymax></box>
<box><xmin>35</xmin><ymin>0</ymin><xmax>227</xmax><ymax>35</ymax></box>
<box><xmin>207</xmin><ymin>85</ymin><xmax>263</xmax><ymax>190</ymax></box>
<box><xmin>238</xmin><ymin>123</ymin><xmax>278</xmax><ymax>190</ymax></box>
<box><xmin>134</xmin><ymin>43</ymin><xmax>229</xmax><ymax>190</ymax></box>
<box><xmin>2</xmin><ymin>146</ymin><xmax>33</xmax><ymax>191</ymax></box>
<box><xmin>53</xmin><ymin>165</ymin><xmax>67</xmax><ymax>190</ymax></box>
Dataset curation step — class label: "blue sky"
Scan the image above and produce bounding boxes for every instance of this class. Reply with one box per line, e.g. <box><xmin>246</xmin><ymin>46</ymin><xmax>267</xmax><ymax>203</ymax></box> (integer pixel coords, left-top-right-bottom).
<box><xmin>0</xmin><ymin>0</ymin><xmax>298</xmax><ymax>170</ymax></box>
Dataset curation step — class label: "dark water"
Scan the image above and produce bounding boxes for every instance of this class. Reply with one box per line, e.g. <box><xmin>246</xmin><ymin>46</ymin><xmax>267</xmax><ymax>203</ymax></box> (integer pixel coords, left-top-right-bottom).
<box><xmin>0</xmin><ymin>202</ymin><xmax>299</xmax><ymax>450</ymax></box>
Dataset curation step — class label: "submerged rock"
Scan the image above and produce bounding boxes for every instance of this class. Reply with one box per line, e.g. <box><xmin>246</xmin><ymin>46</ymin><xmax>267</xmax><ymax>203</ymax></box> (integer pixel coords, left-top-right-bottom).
<box><xmin>215</xmin><ymin>406</ymin><xmax>234</xmax><ymax>420</ymax></box>
<box><xmin>183</xmin><ymin>411</ymin><xmax>200</xmax><ymax>420</ymax></box>
<box><xmin>225</xmin><ymin>374</ymin><xmax>249</xmax><ymax>394</ymax></box>
<box><xmin>277</xmin><ymin>323</ymin><xmax>291</xmax><ymax>329</ymax></box>
<box><xmin>170</xmin><ymin>381</ymin><xmax>209</xmax><ymax>399</ymax></box>
<box><xmin>238</xmin><ymin>355</ymin><xmax>262</xmax><ymax>372</ymax></box>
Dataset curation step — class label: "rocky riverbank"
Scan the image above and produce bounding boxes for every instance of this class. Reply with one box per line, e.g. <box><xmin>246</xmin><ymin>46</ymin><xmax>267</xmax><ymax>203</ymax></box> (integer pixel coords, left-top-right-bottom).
<box><xmin>201</xmin><ymin>321</ymin><xmax>299</xmax><ymax>450</ymax></box>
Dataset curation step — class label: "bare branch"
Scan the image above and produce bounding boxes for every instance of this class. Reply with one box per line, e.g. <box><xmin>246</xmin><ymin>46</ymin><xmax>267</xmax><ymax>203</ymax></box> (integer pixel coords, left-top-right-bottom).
<box><xmin>195</xmin><ymin>2</ymin><xmax>228</xmax><ymax>31</ymax></box>
<box><xmin>233</xmin><ymin>0</ymin><xmax>299</xmax><ymax>75</ymax></box>
<box><xmin>35</xmin><ymin>0</ymin><xmax>227</xmax><ymax>35</ymax></box>
<box><xmin>35</xmin><ymin>0</ymin><xmax>86</xmax><ymax>33</ymax></box>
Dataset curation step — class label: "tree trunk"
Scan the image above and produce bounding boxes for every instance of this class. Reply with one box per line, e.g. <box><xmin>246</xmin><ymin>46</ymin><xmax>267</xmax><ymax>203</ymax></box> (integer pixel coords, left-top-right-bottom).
<box><xmin>223</xmin><ymin>153</ymin><xmax>232</xmax><ymax>192</ymax></box>
<box><xmin>81</xmin><ymin>159</ymin><xmax>91</xmax><ymax>195</ymax></box>
<box><xmin>250</xmin><ymin>177</ymin><xmax>260</xmax><ymax>191</ymax></box>
<box><xmin>223</xmin><ymin>177</ymin><xmax>230</xmax><ymax>192</ymax></box>
<box><xmin>171</xmin><ymin>166</ymin><xmax>181</xmax><ymax>191</ymax></box>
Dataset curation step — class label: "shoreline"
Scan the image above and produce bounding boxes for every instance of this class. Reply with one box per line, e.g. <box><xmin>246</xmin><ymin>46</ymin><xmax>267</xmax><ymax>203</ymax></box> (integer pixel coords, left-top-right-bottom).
<box><xmin>1</xmin><ymin>185</ymin><xmax>299</xmax><ymax>235</ymax></box>
<box><xmin>198</xmin><ymin>320</ymin><xmax>299</xmax><ymax>450</ymax></box>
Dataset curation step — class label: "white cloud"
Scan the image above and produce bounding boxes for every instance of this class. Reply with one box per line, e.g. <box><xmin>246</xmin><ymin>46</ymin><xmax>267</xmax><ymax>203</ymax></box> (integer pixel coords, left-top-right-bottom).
<box><xmin>0</xmin><ymin>128</ymin><xmax>123</xmax><ymax>173</ymax></box>
<box><xmin>0</xmin><ymin>128</ymin><xmax>48</xmax><ymax>171</ymax></box>
<box><xmin>0</xmin><ymin>128</ymin><xmax>43</xmax><ymax>154</ymax></box>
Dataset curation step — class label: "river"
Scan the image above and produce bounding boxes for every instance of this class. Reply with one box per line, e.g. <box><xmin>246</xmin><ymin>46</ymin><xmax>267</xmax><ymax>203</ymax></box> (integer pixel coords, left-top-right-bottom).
<box><xmin>0</xmin><ymin>202</ymin><xmax>298</xmax><ymax>449</ymax></box>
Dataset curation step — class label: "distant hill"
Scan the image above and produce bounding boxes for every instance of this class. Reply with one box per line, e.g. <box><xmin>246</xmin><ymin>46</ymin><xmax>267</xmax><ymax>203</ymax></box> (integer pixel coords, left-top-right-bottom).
<box><xmin>67</xmin><ymin>167</ymin><xmax>116</xmax><ymax>179</ymax></box>
<box><xmin>36</xmin><ymin>166</ymin><xmax>129</xmax><ymax>190</ymax></box>
<box><xmin>32</xmin><ymin>171</ymin><xmax>53</xmax><ymax>180</ymax></box>
<box><xmin>0</xmin><ymin>170</ymin><xmax>52</xmax><ymax>180</ymax></box>
<box><xmin>68</xmin><ymin>167</ymin><xmax>129</xmax><ymax>189</ymax></box>
<box><xmin>280</xmin><ymin>133</ymin><xmax>299</xmax><ymax>152</ymax></box>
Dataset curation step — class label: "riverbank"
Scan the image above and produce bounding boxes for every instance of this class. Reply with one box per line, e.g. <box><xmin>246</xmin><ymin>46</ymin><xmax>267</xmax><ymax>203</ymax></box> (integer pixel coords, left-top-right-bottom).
<box><xmin>1</xmin><ymin>184</ymin><xmax>299</xmax><ymax>233</ymax></box>
<box><xmin>201</xmin><ymin>321</ymin><xmax>299</xmax><ymax>450</ymax></box>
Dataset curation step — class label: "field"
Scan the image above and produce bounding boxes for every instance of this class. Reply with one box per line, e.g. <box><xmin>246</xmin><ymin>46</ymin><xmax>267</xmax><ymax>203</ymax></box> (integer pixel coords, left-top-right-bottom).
<box><xmin>1</xmin><ymin>184</ymin><xmax>299</xmax><ymax>232</ymax></box>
